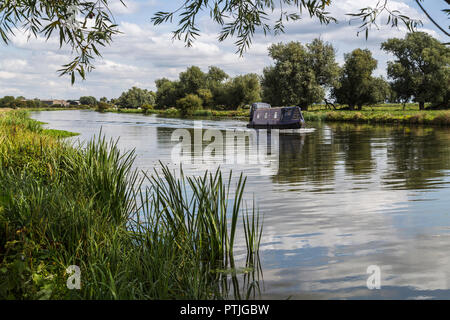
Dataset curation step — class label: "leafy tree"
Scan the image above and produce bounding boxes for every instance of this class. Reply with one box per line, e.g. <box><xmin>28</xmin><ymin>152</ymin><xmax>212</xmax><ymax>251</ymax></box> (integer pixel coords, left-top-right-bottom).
<box><xmin>100</xmin><ymin>97</ymin><xmax>108</xmax><ymax>103</ymax></box>
<box><xmin>197</xmin><ymin>89</ymin><xmax>214</xmax><ymax>108</ymax></box>
<box><xmin>332</xmin><ymin>49</ymin><xmax>377</xmax><ymax>109</ymax></box>
<box><xmin>155</xmin><ymin>78</ymin><xmax>181</xmax><ymax>109</ymax></box>
<box><xmin>306</xmin><ymin>39</ymin><xmax>340</xmax><ymax>89</ymax></box>
<box><xmin>26</xmin><ymin>100</ymin><xmax>38</xmax><ymax>108</ymax></box>
<box><xmin>381</xmin><ymin>32</ymin><xmax>450</xmax><ymax>109</ymax></box>
<box><xmin>179</xmin><ymin>66</ymin><xmax>207</xmax><ymax>95</ymax></box>
<box><xmin>141</xmin><ymin>104</ymin><xmax>153</xmax><ymax>114</ymax></box>
<box><xmin>117</xmin><ymin>87</ymin><xmax>156</xmax><ymax>109</ymax></box>
<box><xmin>80</xmin><ymin>96</ymin><xmax>98</xmax><ymax>106</ymax></box>
<box><xmin>0</xmin><ymin>96</ymin><xmax>16</xmax><ymax>108</ymax></box>
<box><xmin>176</xmin><ymin>94</ymin><xmax>203</xmax><ymax>115</ymax></box>
<box><xmin>227</xmin><ymin>74</ymin><xmax>261</xmax><ymax>109</ymax></box>
<box><xmin>369</xmin><ymin>77</ymin><xmax>391</xmax><ymax>105</ymax></box>
<box><xmin>206</xmin><ymin>66</ymin><xmax>229</xmax><ymax>107</ymax></box>
<box><xmin>206</xmin><ymin>66</ymin><xmax>229</xmax><ymax>84</ymax></box>
<box><xmin>262</xmin><ymin>40</ymin><xmax>339</xmax><ymax>110</ymax></box>
<box><xmin>96</xmin><ymin>102</ymin><xmax>110</xmax><ymax>112</ymax></box>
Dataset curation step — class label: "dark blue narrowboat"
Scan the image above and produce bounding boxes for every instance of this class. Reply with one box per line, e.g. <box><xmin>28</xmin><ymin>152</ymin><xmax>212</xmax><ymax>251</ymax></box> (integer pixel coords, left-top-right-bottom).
<box><xmin>247</xmin><ymin>102</ymin><xmax>305</xmax><ymax>129</ymax></box>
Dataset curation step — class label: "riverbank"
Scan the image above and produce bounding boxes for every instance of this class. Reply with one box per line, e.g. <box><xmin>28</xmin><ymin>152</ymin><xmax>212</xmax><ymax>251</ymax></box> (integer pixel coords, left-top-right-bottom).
<box><xmin>106</xmin><ymin>107</ymin><xmax>250</xmax><ymax>119</ymax></box>
<box><xmin>0</xmin><ymin>110</ymin><xmax>261</xmax><ymax>299</ymax></box>
<box><xmin>113</xmin><ymin>104</ymin><xmax>450</xmax><ymax>126</ymax></box>
<box><xmin>9</xmin><ymin>102</ymin><xmax>450</xmax><ymax>126</ymax></box>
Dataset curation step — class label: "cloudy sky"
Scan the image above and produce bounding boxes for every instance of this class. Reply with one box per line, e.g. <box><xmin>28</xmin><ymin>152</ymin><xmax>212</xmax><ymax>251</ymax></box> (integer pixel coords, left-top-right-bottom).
<box><xmin>0</xmin><ymin>0</ymin><xmax>447</xmax><ymax>100</ymax></box>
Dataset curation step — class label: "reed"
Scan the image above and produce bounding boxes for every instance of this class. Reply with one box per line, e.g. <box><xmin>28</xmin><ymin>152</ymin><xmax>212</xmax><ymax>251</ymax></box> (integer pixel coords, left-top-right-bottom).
<box><xmin>0</xmin><ymin>110</ymin><xmax>262</xmax><ymax>299</ymax></box>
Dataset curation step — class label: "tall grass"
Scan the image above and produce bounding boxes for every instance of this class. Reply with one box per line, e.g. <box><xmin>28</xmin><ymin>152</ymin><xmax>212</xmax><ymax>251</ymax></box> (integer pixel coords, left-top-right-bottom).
<box><xmin>0</xmin><ymin>110</ymin><xmax>262</xmax><ymax>299</ymax></box>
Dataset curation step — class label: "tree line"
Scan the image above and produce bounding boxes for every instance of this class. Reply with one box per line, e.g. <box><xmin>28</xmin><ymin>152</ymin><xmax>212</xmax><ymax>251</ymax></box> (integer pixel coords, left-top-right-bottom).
<box><xmin>111</xmin><ymin>32</ymin><xmax>448</xmax><ymax>112</ymax></box>
<box><xmin>1</xmin><ymin>32</ymin><xmax>448</xmax><ymax>113</ymax></box>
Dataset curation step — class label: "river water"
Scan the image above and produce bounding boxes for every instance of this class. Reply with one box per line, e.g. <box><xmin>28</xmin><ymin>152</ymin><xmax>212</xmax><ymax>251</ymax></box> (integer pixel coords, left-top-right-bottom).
<box><xmin>31</xmin><ymin>110</ymin><xmax>450</xmax><ymax>300</ymax></box>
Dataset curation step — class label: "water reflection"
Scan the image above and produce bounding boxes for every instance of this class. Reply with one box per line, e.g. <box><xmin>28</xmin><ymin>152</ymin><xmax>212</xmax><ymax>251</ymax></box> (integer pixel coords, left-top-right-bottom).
<box><xmin>30</xmin><ymin>110</ymin><xmax>450</xmax><ymax>299</ymax></box>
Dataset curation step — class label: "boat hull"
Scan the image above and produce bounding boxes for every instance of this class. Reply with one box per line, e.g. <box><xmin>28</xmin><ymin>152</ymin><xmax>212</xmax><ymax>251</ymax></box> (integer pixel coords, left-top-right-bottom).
<box><xmin>246</xmin><ymin>122</ymin><xmax>303</xmax><ymax>129</ymax></box>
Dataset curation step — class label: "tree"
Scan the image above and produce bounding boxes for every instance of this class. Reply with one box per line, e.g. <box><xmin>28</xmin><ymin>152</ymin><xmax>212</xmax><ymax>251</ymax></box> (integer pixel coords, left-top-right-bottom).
<box><xmin>80</xmin><ymin>96</ymin><xmax>98</xmax><ymax>106</ymax></box>
<box><xmin>381</xmin><ymin>32</ymin><xmax>450</xmax><ymax>110</ymax></box>
<box><xmin>155</xmin><ymin>78</ymin><xmax>181</xmax><ymax>109</ymax></box>
<box><xmin>0</xmin><ymin>96</ymin><xmax>16</xmax><ymax>108</ymax></box>
<box><xmin>227</xmin><ymin>74</ymin><xmax>261</xmax><ymax>109</ymax></box>
<box><xmin>369</xmin><ymin>77</ymin><xmax>391</xmax><ymax>105</ymax></box>
<box><xmin>262</xmin><ymin>40</ymin><xmax>339</xmax><ymax>110</ymax></box>
<box><xmin>176</xmin><ymin>94</ymin><xmax>203</xmax><ymax>116</ymax></box>
<box><xmin>141</xmin><ymin>104</ymin><xmax>153</xmax><ymax>114</ymax></box>
<box><xmin>206</xmin><ymin>66</ymin><xmax>229</xmax><ymax>84</ymax></box>
<box><xmin>96</xmin><ymin>101</ymin><xmax>110</xmax><ymax>112</ymax></box>
<box><xmin>206</xmin><ymin>66</ymin><xmax>229</xmax><ymax>107</ymax></box>
<box><xmin>116</xmin><ymin>87</ymin><xmax>156</xmax><ymax>109</ymax></box>
<box><xmin>1</xmin><ymin>0</ymin><xmax>435</xmax><ymax>82</ymax></box>
<box><xmin>332</xmin><ymin>49</ymin><xmax>385</xmax><ymax>110</ymax></box>
<box><xmin>197</xmin><ymin>89</ymin><xmax>214</xmax><ymax>108</ymax></box>
<box><xmin>179</xmin><ymin>66</ymin><xmax>207</xmax><ymax>95</ymax></box>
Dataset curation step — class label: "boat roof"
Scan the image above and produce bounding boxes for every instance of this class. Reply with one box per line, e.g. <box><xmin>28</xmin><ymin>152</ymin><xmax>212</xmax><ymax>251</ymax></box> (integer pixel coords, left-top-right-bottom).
<box><xmin>252</xmin><ymin>102</ymin><xmax>271</xmax><ymax>109</ymax></box>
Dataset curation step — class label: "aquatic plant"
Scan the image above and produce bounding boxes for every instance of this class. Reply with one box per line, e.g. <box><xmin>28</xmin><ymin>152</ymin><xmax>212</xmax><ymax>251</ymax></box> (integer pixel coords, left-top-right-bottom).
<box><xmin>0</xmin><ymin>110</ymin><xmax>262</xmax><ymax>299</ymax></box>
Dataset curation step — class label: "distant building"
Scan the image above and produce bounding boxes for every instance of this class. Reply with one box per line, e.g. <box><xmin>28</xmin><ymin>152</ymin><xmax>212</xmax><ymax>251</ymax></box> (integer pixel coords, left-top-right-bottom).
<box><xmin>67</xmin><ymin>100</ymin><xmax>81</xmax><ymax>106</ymax></box>
<box><xmin>41</xmin><ymin>99</ymin><xmax>70</xmax><ymax>107</ymax></box>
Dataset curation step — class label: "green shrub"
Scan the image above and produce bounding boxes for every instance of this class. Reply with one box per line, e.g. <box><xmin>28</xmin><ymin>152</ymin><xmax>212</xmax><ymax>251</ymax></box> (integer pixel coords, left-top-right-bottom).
<box><xmin>141</xmin><ymin>104</ymin><xmax>153</xmax><ymax>114</ymax></box>
<box><xmin>176</xmin><ymin>94</ymin><xmax>203</xmax><ymax>116</ymax></box>
<box><xmin>96</xmin><ymin>102</ymin><xmax>110</xmax><ymax>112</ymax></box>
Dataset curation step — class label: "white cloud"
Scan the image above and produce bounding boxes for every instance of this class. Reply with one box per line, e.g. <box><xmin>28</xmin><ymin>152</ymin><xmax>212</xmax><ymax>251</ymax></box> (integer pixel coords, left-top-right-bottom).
<box><xmin>0</xmin><ymin>0</ymin><xmax>444</xmax><ymax>99</ymax></box>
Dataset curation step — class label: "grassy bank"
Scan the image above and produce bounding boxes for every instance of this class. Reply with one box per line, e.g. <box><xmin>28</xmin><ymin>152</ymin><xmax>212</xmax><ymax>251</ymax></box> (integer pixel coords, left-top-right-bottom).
<box><xmin>101</xmin><ymin>103</ymin><xmax>450</xmax><ymax>126</ymax></box>
<box><xmin>105</xmin><ymin>107</ymin><xmax>250</xmax><ymax>119</ymax></box>
<box><xmin>18</xmin><ymin>102</ymin><xmax>450</xmax><ymax>126</ymax></box>
<box><xmin>0</xmin><ymin>110</ymin><xmax>262</xmax><ymax>299</ymax></box>
<box><xmin>303</xmin><ymin>104</ymin><xmax>450</xmax><ymax>126</ymax></box>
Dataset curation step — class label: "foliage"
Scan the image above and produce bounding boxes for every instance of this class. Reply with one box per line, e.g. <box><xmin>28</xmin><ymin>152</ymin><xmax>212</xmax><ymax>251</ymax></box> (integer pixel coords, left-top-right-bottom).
<box><xmin>226</xmin><ymin>74</ymin><xmax>261</xmax><ymax>109</ymax></box>
<box><xmin>262</xmin><ymin>40</ymin><xmax>339</xmax><ymax>109</ymax></box>
<box><xmin>155</xmin><ymin>66</ymin><xmax>260</xmax><ymax>111</ymax></box>
<box><xmin>0</xmin><ymin>96</ymin><xmax>42</xmax><ymax>109</ymax></box>
<box><xmin>197</xmin><ymin>89</ymin><xmax>214</xmax><ymax>108</ymax></box>
<box><xmin>332</xmin><ymin>49</ymin><xmax>389</xmax><ymax>110</ymax></box>
<box><xmin>176</xmin><ymin>94</ymin><xmax>203</xmax><ymax>115</ymax></box>
<box><xmin>96</xmin><ymin>101</ymin><xmax>110</xmax><ymax>112</ymax></box>
<box><xmin>79</xmin><ymin>96</ymin><xmax>98</xmax><ymax>106</ymax></box>
<box><xmin>141</xmin><ymin>104</ymin><xmax>153</xmax><ymax>114</ymax></box>
<box><xmin>155</xmin><ymin>78</ymin><xmax>181</xmax><ymax>109</ymax></box>
<box><xmin>179</xmin><ymin>66</ymin><xmax>207</xmax><ymax>95</ymax></box>
<box><xmin>0</xmin><ymin>110</ymin><xmax>262</xmax><ymax>299</ymax></box>
<box><xmin>381</xmin><ymin>32</ymin><xmax>450</xmax><ymax>109</ymax></box>
<box><xmin>151</xmin><ymin>0</ymin><xmax>425</xmax><ymax>56</ymax></box>
<box><xmin>116</xmin><ymin>87</ymin><xmax>156</xmax><ymax>109</ymax></box>
<box><xmin>0</xmin><ymin>0</ymin><xmax>120</xmax><ymax>83</ymax></box>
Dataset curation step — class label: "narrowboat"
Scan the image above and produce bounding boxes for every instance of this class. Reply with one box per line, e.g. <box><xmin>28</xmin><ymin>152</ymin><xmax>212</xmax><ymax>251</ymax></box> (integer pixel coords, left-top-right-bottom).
<box><xmin>247</xmin><ymin>102</ymin><xmax>305</xmax><ymax>129</ymax></box>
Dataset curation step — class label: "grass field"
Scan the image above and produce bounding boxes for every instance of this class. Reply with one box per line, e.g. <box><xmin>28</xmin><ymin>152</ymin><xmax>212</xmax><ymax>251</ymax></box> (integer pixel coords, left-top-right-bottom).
<box><xmin>301</xmin><ymin>104</ymin><xmax>450</xmax><ymax>126</ymax></box>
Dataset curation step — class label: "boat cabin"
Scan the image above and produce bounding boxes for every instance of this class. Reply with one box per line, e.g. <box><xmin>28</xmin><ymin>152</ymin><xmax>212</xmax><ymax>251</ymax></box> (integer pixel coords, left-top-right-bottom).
<box><xmin>247</xmin><ymin>103</ymin><xmax>305</xmax><ymax>129</ymax></box>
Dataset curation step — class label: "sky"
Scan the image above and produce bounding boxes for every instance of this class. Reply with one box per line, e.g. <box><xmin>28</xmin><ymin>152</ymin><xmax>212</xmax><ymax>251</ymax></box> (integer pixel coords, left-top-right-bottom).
<box><xmin>0</xmin><ymin>0</ymin><xmax>448</xmax><ymax>100</ymax></box>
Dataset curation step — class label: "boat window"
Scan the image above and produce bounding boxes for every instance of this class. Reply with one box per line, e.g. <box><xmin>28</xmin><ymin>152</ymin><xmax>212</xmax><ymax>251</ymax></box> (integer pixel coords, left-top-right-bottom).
<box><xmin>274</xmin><ymin>112</ymin><xmax>278</xmax><ymax>119</ymax></box>
<box><xmin>264</xmin><ymin>112</ymin><xmax>268</xmax><ymax>119</ymax></box>
<box><xmin>256</xmin><ymin>113</ymin><xmax>260</xmax><ymax>119</ymax></box>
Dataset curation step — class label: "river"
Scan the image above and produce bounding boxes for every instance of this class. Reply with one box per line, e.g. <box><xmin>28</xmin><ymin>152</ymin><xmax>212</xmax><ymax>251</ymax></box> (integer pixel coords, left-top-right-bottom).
<box><xmin>31</xmin><ymin>110</ymin><xmax>450</xmax><ymax>299</ymax></box>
